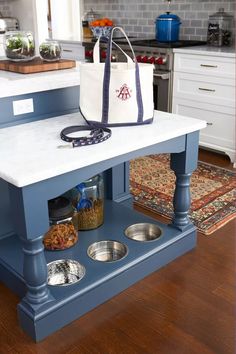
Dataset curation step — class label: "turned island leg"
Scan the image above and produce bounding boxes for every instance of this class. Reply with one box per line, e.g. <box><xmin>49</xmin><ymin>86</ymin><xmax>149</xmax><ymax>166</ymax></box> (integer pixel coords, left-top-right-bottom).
<box><xmin>20</xmin><ymin>235</ymin><xmax>51</xmax><ymax>305</ymax></box>
<box><xmin>170</xmin><ymin>132</ymin><xmax>199</xmax><ymax>231</ymax></box>
<box><xmin>8</xmin><ymin>183</ymin><xmax>54</xmax><ymax>339</ymax></box>
<box><xmin>171</xmin><ymin>172</ymin><xmax>191</xmax><ymax>228</ymax></box>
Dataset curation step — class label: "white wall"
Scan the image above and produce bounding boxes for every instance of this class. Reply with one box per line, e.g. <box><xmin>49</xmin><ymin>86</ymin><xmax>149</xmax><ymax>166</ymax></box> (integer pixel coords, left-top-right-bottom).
<box><xmin>12</xmin><ymin>0</ymin><xmax>35</xmax><ymax>34</ymax></box>
<box><xmin>50</xmin><ymin>0</ymin><xmax>82</xmax><ymax>41</ymax></box>
<box><xmin>11</xmin><ymin>0</ymin><xmax>48</xmax><ymax>53</ymax></box>
<box><xmin>34</xmin><ymin>0</ymin><xmax>49</xmax><ymax>47</ymax></box>
<box><xmin>11</xmin><ymin>0</ymin><xmax>83</xmax><ymax>47</ymax></box>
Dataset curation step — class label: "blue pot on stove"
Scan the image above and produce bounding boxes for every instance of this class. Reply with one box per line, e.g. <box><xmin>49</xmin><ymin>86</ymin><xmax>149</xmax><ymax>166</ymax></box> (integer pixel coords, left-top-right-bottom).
<box><xmin>155</xmin><ymin>12</ymin><xmax>181</xmax><ymax>42</ymax></box>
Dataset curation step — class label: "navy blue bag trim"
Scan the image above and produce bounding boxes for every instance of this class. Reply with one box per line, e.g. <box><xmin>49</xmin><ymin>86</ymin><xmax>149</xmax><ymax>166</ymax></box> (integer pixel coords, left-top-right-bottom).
<box><xmin>85</xmin><ymin>117</ymin><xmax>154</xmax><ymax>128</ymax></box>
<box><xmin>102</xmin><ymin>28</ymin><xmax>145</xmax><ymax>125</ymax></box>
<box><xmin>79</xmin><ymin>107</ymin><xmax>153</xmax><ymax>128</ymax></box>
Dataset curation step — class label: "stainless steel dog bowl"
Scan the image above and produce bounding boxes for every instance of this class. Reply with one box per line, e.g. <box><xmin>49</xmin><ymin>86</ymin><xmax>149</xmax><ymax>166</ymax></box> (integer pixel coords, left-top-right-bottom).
<box><xmin>47</xmin><ymin>259</ymin><xmax>85</xmax><ymax>286</ymax></box>
<box><xmin>124</xmin><ymin>223</ymin><xmax>162</xmax><ymax>242</ymax></box>
<box><xmin>87</xmin><ymin>240</ymin><xmax>128</xmax><ymax>262</ymax></box>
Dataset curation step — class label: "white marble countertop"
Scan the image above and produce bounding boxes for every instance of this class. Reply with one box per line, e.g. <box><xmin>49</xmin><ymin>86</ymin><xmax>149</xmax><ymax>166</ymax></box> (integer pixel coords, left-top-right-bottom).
<box><xmin>173</xmin><ymin>45</ymin><xmax>235</xmax><ymax>58</ymax></box>
<box><xmin>0</xmin><ymin>111</ymin><xmax>206</xmax><ymax>187</ymax></box>
<box><xmin>0</xmin><ymin>60</ymin><xmax>81</xmax><ymax>98</ymax></box>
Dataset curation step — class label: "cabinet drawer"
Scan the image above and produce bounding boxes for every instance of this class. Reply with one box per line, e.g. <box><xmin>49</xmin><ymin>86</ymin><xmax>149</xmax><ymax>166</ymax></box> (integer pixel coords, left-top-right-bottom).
<box><xmin>172</xmin><ymin>98</ymin><xmax>235</xmax><ymax>150</ymax></box>
<box><xmin>60</xmin><ymin>43</ymin><xmax>85</xmax><ymax>60</ymax></box>
<box><xmin>174</xmin><ymin>53</ymin><xmax>235</xmax><ymax>78</ymax></box>
<box><xmin>173</xmin><ymin>72</ymin><xmax>235</xmax><ymax>108</ymax></box>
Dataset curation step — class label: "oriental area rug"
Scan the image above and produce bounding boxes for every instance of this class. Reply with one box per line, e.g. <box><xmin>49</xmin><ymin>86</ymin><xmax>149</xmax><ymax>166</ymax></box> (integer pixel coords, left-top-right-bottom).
<box><xmin>130</xmin><ymin>154</ymin><xmax>236</xmax><ymax>235</ymax></box>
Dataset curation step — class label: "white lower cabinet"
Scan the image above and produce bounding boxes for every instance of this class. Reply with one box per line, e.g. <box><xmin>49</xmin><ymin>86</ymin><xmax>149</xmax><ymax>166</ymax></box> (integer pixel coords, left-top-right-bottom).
<box><xmin>172</xmin><ymin>50</ymin><xmax>236</xmax><ymax>166</ymax></box>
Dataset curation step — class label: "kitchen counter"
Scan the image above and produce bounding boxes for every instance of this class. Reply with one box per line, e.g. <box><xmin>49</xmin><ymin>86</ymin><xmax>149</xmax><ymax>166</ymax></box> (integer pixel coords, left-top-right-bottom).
<box><xmin>0</xmin><ymin>109</ymin><xmax>206</xmax><ymax>341</ymax></box>
<box><xmin>173</xmin><ymin>45</ymin><xmax>235</xmax><ymax>57</ymax></box>
<box><xmin>0</xmin><ymin>60</ymin><xmax>81</xmax><ymax>98</ymax></box>
<box><xmin>0</xmin><ymin>110</ymin><xmax>206</xmax><ymax>187</ymax></box>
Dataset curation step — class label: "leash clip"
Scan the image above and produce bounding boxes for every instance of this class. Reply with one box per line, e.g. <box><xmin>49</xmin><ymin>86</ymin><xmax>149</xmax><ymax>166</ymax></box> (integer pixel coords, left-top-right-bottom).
<box><xmin>57</xmin><ymin>144</ymin><xmax>73</xmax><ymax>149</ymax></box>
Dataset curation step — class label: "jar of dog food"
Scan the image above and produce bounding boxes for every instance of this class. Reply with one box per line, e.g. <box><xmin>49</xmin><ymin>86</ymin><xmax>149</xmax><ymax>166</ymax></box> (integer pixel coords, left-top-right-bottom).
<box><xmin>73</xmin><ymin>174</ymin><xmax>104</xmax><ymax>230</ymax></box>
<box><xmin>43</xmin><ymin>196</ymin><xmax>78</xmax><ymax>251</ymax></box>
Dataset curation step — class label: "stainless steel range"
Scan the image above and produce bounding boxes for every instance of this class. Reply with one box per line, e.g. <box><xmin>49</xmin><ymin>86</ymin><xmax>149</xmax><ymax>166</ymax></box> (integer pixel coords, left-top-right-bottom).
<box><xmin>83</xmin><ymin>38</ymin><xmax>206</xmax><ymax>113</ymax></box>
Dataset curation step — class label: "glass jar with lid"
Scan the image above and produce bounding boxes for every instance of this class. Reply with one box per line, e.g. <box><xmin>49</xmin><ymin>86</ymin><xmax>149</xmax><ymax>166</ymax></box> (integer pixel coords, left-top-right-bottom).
<box><xmin>73</xmin><ymin>174</ymin><xmax>104</xmax><ymax>230</ymax></box>
<box><xmin>207</xmin><ymin>8</ymin><xmax>233</xmax><ymax>46</ymax></box>
<box><xmin>82</xmin><ymin>8</ymin><xmax>101</xmax><ymax>39</ymax></box>
<box><xmin>39</xmin><ymin>40</ymin><xmax>61</xmax><ymax>62</ymax></box>
<box><xmin>4</xmin><ymin>31</ymin><xmax>35</xmax><ymax>61</ymax></box>
<box><xmin>43</xmin><ymin>196</ymin><xmax>78</xmax><ymax>251</ymax></box>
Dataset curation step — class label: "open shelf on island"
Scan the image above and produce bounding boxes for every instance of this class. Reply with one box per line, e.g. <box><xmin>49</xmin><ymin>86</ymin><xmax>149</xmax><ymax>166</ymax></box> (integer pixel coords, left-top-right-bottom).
<box><xmin>0</xmin><ymin>200</ymin><xmax>196</xmax><ymax>340</ymax></box>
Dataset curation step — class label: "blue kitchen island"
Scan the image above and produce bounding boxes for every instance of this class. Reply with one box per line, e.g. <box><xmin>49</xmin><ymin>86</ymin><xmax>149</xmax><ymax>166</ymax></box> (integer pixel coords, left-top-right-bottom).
<box><xmin>0</xmin><ymin>110</ymin><xmax>206</xmax><ymax>341</ymax></box>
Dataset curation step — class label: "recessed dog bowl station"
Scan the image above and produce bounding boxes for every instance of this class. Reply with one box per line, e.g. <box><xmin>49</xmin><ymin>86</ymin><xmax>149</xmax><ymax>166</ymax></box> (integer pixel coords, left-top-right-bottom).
<box><xmin>124</xmin><ymin>223</ymin><xmax>162</xmax><ymax>242</ymax></box>
<box><xmin>0</xmin><ymin>105</ymin><xmax>203</xmax><ymax>342</ymax></box>
<box><xmin>87</xmin><ymin>240</ymin><xmax>128</xmax><ymax>262</ymax></box>
<box><xmin>0</xmin><ymin>199</ymin><xmax>196</xmax><ymax>342</ymax></box>
<box><xmin>47</xmin><ymin>259</ymin><xmax>85</xmax><ymax>286</ymax></box>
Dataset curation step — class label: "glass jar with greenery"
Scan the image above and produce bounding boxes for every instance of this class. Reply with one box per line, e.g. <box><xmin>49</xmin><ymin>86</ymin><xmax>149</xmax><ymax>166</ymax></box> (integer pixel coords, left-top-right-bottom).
<box><xmin>39</xmin><ymin>40</ymin><xmax>61</xmax><ymax>62</ymax></box>
<box><xmin>4</xmin><ymin>31</ymin><xmax>35</xmax><ymax>61</ymax></box>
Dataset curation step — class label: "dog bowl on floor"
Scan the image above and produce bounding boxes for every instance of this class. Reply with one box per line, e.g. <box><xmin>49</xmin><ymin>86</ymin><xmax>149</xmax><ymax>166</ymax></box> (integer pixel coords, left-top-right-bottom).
<box><xmin>87</xmin><ymin>240</ymin><xmax>128</xmax><ymax>262</ymax></box>
<box><xmin>47</xmin><ymin>259</ymin><xmax>85</xmax><ymax>286</ymax></box>
<box><xmin>124</xmin><ymin>223</ymin><xmax>162</xmax><ymax>242</ymax></box>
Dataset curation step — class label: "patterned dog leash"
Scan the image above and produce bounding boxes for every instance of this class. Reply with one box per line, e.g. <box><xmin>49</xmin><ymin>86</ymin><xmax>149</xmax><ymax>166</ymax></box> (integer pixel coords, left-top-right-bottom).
<box><xmin>59</xmin><ymin>125</ymin><xmax>112</xmax><ymax>148</ymax></box>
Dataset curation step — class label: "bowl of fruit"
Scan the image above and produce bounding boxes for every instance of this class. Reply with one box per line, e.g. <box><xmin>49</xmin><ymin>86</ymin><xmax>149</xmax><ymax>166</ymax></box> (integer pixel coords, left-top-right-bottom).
<box><xmin>89</xmin><ymin>18</ymin><xmax>114</xmax><ymax>38</ymax></box>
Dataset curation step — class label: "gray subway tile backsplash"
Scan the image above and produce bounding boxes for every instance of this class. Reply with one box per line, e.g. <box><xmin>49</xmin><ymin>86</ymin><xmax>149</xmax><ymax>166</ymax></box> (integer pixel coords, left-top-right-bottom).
<box><xmin>84</xmin><ymin>0</ymin><xmax>235</xmax><ymax>41</ymax></box>
<box><xmin>0</xmin><ymin>1</ymin><xmax>13</xmax><ymax>17</ymax></box>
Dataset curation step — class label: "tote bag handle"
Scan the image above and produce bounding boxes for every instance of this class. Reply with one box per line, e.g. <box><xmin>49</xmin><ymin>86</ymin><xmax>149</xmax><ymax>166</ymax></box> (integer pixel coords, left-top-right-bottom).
<box><xmin>102</xmin><ymin>27</ymin><xmax>144</xmax><ymax>125</ymax></box>
<box><xmin>93</xmin><ymin>35</ymin><xmax>133</xmax><ymax>65</ymax></box>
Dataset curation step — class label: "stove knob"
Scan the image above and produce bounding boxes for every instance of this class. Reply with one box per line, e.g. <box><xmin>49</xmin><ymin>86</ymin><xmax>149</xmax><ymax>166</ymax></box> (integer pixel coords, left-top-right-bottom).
<box><xmin>85</xmin><ymin>50</ymin><xmax>93</xmax><ymax>58</ymax></box>
<box><xmin>155</xmin><ymin>57</ymin><xmax>163</xmax><ymax>65</ymax></box>
<box><xmin>136</xmin><ymin>55</ymin><xmax>142</xmax><ymax>62</ymax></box>
<box><xmin>155</xmin><ymin>56</ymin><xmax>167</xmax><ymax>65</ymax></box>
<box><xmin>101</xmin><ymin>50</ymin><xmax>107</xmax><ymax>59</ymax></box>
<box><xmin>147</xmin><ymin>56</ymin><xmax>155</xmax><ymax>64</ymax></box>
<box><xmin>141</xmin><ymin>56</ymin><xmax>148</xmax><ymax>63</ymax></box>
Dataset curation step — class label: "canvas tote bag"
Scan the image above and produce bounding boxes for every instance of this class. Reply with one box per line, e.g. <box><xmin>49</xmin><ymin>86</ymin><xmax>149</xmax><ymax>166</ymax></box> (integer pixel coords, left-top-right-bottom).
<box><xmin>79</xmin><ymin>27</ymin><xmax>154</xmax><ymax>127</ymax></box>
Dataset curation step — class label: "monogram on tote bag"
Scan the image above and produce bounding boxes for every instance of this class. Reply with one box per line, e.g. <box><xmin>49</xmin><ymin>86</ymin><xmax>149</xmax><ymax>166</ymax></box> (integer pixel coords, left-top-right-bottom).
<box><xmin>79</xmin><ymin>27</ymin><xmax>154</xmax><ymax>127</ymax></box>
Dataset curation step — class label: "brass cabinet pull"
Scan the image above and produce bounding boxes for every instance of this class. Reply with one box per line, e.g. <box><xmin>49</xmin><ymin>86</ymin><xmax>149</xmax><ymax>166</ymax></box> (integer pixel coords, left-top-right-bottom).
<box><xmin>198</xmin><ymin>87</ymin><xmax>216</xmax><ymax>92</ymax></box>
<box><xmin>200</xmin><ymin>64</ymin><xmax>218</xmax><ymax>68</ymax></box>
<box><xmin>207</xmin><ymin>122</ymin><xmax>213</xmax><ymax>126</ymax></box>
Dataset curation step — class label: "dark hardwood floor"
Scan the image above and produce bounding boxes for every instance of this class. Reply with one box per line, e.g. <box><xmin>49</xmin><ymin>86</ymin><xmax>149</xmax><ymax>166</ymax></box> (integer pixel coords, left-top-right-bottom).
<box><xmin>0</xmin><ymin>149</ymin><xmax>235</xmax><ymax>354</ymax></box>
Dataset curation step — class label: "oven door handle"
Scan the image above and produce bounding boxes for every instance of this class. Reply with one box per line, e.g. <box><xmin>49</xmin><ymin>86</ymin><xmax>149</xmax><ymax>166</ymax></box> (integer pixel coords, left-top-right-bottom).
<box><xmin>153</xmin><ymin>72</ymin><xmax>170</xmax><ymax>80</ymax></box>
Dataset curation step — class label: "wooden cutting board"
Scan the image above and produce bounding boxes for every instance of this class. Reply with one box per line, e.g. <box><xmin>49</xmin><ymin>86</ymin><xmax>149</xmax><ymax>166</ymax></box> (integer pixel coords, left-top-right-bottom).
<box><xmin>0</xmin><ymin>57</ymin><xmax>76</xmax><ymax>74</ymax></box>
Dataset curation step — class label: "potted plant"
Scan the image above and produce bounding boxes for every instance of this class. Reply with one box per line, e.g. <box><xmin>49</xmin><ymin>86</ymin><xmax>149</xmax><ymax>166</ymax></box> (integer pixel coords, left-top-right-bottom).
<box><xmin>39</xmin><ymin>40</ymin><xmax>61</xmax><ymax>62</ymax></box>
<box><xmin>4</xmin><ymin>31</ymin><xmax>35</xmax><ymax>61</ymax></box>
